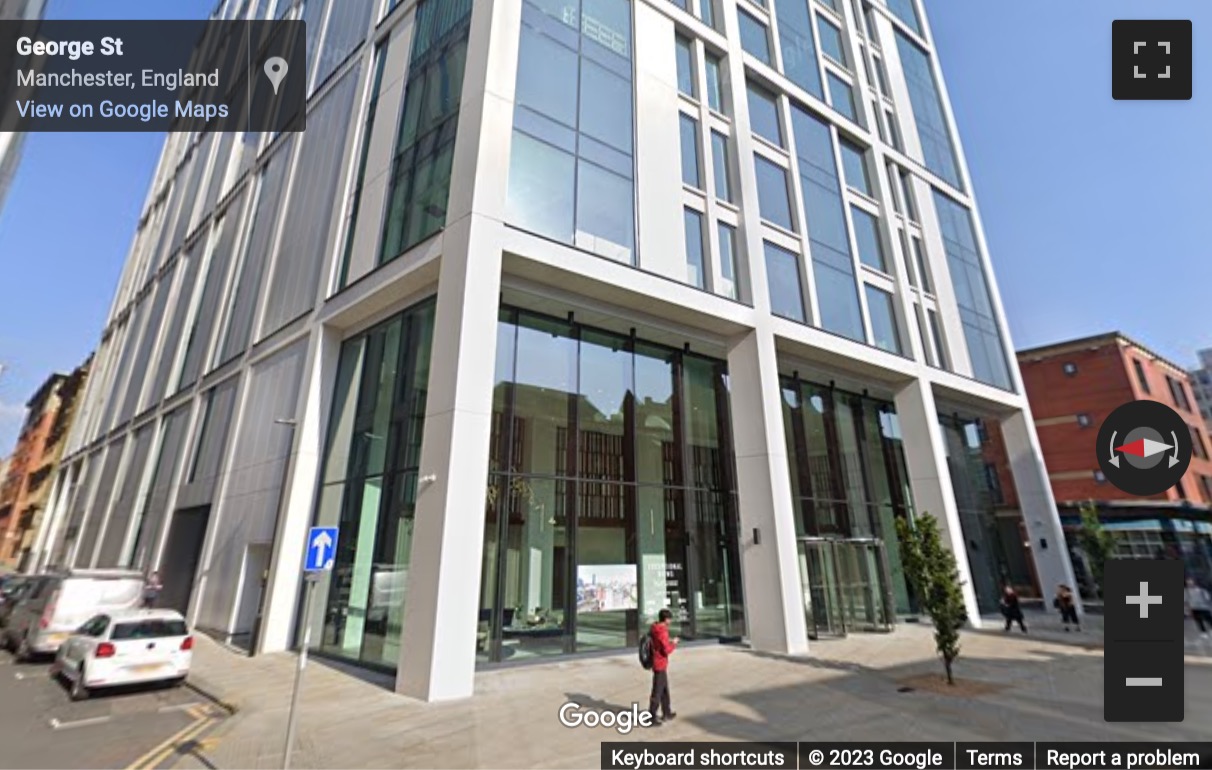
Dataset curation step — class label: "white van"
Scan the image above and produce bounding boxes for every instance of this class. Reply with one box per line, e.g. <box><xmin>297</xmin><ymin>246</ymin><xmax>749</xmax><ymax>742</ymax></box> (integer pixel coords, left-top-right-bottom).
<box><xmin>4</xmin><ymin>569</ymin><xmax>145</xmax><ymax>660</ymax></box>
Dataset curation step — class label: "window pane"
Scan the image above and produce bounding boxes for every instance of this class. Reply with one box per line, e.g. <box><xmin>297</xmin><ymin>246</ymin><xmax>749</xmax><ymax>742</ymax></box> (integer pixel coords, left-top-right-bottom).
<box><xmin>580</xmin><ymin>59</ymin><xmax>633</xmax><ymax>154</ymax></box>
<box><xmin>872</xmin><ymin>56</ymin><xmax>889</xmax><ymax>95</ymax></box>
<box><xmin>851</xmin><ymin>206</ymin><xmax>886</xmax><ymax>271</ymax></box>
<box><xmin>676</xmin><ymin>35</ymin><xmax>696</xmax><ymax>97</ymax></box>
<box><xmin>576</xmin><ymin>160</ymin><xmax>635</xmax><ymax>261</ymax></box>
<box><xmin>865</xmin><ymin>285</ymin><xmax>901</xmax><ymax>353</ymax></box>
<box><xmin>516</xmin><ymin>27</ymin><xmax>578</xmax><ymax>127</ymax></box>
<box><xmin>506</xmin><ymin>131</ymin><xmax>576</xmax><ymax>242</ymax></box>
<box><xmin>705</xmin><ymin>54</ymin><xmax>724</xmax><ymax>111</ymax></box>
<box><xmin>718</xmin><ymin>222</ymin><xmax>738</xmax><ymax>288</ymax></box>
<box><xmin>699</xmin><ymin>0</ymin><xmax>716</xmax><ymax>28</ymax></box>
<box><xmin>896</xmin><ymin>31</ymin><xmax>961</xmax><ymax>189</ymax></box>
<box><xmin>928</xmin><ymin>309</ymin><xmax>947</xmax><ymax>369</ymax></box>
<box><xmin>765</xmin><ymin>242</ymin><xmax>805</xmax><ymax>321</ymax></box>
<box><xmin>746</xmin><ymin>82</ymin><xmax>782</xmax><ymax>146</ymax></box>
<box><xmin>817</xmin><ymin>16</ymin><xmax>847</xmax><ymax>66</ymax></box>
<box><xmin>684</xmin><ymin>208</ymin><xmax>706</xmax><ymax>288</ymax></box>
<box><xmin>827</xmin><ymin>73</ymin><xmax>857</xmax><ymax>121</ymax></box>
<box><xmin>912</xmin><ymin>235</ymin><xmax>931</xmax><ymax>292</ymax></box>
<box><xmin>773</xmin><ymin>0</ymin><xmax>822</xmax><ymax>98</ymax></box>
<box><xmin>738</xmin><ymin>9</ymin><xmax>771</xmax><ymax>65</ymax></box>
<box><xmin>887</xmin><ymin>0</ymin><xmax>922</xmax><ymax>35</ymax></box>
<box><xmin>755</xmin><ymin>156</ymin><xmax>793</xmax><ymax>230</ymax></box>
<box><xmin>711</xmin><ymin>131</ymin><xmax>732</xmax><ymax>202</ymax></box>
<box><xmin>840</xmin><ymin>140</ymin><xmax>870</xmax><ymax>196</ymax></box>
<box><xmin>680</xmin><ymin>114</ymin><xmax>702</xmax><ymax>187</ymax></box>
<box><xmin>886</xmin><ymin>109</ymin><xmax>902</xmax><ymax>150</ymax></box>
<box><xmin>900</xmin><ymin>170</ymin><xmax>917</xmax><ymax>219</ymax></box>
<box><xmin>886</xmin><ymin>166</ymin><xmax>902</xmax><ymax>213</ymax></box>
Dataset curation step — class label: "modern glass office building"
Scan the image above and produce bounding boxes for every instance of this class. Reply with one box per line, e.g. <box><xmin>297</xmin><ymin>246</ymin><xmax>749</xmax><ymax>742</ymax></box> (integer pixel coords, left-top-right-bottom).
<box><xmin>36</xmin><ymin>0</ymin><xmax>1076</xmax><ymax>700</ymax></box>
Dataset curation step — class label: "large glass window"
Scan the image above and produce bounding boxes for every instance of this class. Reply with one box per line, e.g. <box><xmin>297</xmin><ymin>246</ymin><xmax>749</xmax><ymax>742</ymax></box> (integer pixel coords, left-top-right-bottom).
<box><xmin>886</xmin><ymin>0</ymin><xmax>921</xmax><ymax>35</ymax></box>
<box><xmin>312</xmin><ymin>299</ymin><xmax>436</xmax><ymax>671</ymax></box>
<box><xmin>379</xmin><ymin>0</ymin><xmax>475</xmax><ymax>262</ymax></box>
<box><xmin>764</xmin><ymin>242</ymin><xmax>805</xmax><ymax>322</ymax></box>
<box><xmin>826</xmin><ymin>73</ymin><xmax>857</xmax><ymax>122</ymax></box>
<box><xmin>851</xmin><ymin>206</ymin><xmax>886</xmax><ymax>271</ymax></box>
<box><xmin>704</xmin><ymin>53</ymin><xmax>725</xmax><ymax>111</ymax></box>
<box><xmin>506</xmin><ymin>0</ymin><xmax>636</xmax><ymax>264</ymax></box>
<box><xmin>865</xmin><ymin>285</ymin><xmax>901</xmax><ymax>353</ymax></box>
<box><xmin>790</xmin><ymin>104</ymin><xmax>863</xmax><ymax>340</ymax></box>
<box><xmin>738</xmin><ymin>9</ymin><xmax>772</xmax><ymax>65</ymax></box>
<box><xmin>746</xmin><ymin>82</ymin><xmax>782</xmax><ymax>147</ymax></box>
<box><xmin>772</xmin><ymin>0</ymin><xmax>822</xmax><ymax>98</ymax></box>
<box><xmin>339</xmin><ymin>42</ymin><xmax>392</xmax><ymax>289</ymax></box>
<box><xmin>932</xmin><ymin>190</ymin><xmax>1010</xmax><ymax>389</ymax></box>
<box><xmin>895</xmin><ymin>32</ymin><xmax>961</xmax><ymax>190</ymax></box>
<box><xmin>839</xmin><ymin>140</ymin><xmax>870</xmax><ymax>196</ymax></box>
<box><xmin>781</xmin><ymin>379</ymin><xmax>914</xmax><ymax>613</ymax></box>
<box><xmin>676</xmin><ymin>35</ymin><xmax>696</xmax><ymax>97</ymax></box>
<box><xmin>816</xmin><ymin>16</ymin><xmax>847</xmax><ymax>66</ymax></box>
<box><xmin>480</xmin><ymin>308</ymin><xmax>744</xmax><ymax>663</ymax></box>
<box><xmin>755</xmin><ymin>156</ymin><xmax>793</xmax><ymax>230</ymax></box>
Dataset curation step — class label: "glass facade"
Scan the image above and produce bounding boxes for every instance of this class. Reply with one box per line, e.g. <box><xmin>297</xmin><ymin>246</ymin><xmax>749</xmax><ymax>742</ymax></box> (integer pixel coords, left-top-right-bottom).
<box><xmin>311</xmin><ymin>300</ymin><xmax>436</xmax><ymax>671</ymax></box>
<box><xmin>790</xmin><ymin>104</ymin><xmax>863</xmax><ymax>340</ymax></box>
<box><xmin>479</xmin><ymin>307</ymin><xmax>744</xmax><ymax>663</ymax></box>
<box><xmin>506</xmin><ymin>0</ymin><xmax>636</xmax><ymax>264</ymax></box>
<box><xmin>932</xmin><ymin>190</ymin><xmax>1010</xmax><ymax>389</ymax></box>
<box><xmin>894</xmin><ymin>31</ymin><xmax>961</xmax><ymax>190</ymax></box>
<box><xmin>780</xmin><ymin>377</ymin><xmax>914</xmax><ymax>613</ymax></box>
<box><xmin>738</xmin><ymin>8</ymin><xmax>771</xmax><ymax>65</ymax></box>
<box><xmin>380</xmin><ymin>0</ymin><xmax>474</xmax><ymax>263</ymax></box>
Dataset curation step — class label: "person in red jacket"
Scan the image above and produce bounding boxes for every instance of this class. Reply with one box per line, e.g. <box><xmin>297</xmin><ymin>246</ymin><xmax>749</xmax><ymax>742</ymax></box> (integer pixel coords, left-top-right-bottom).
<box><xmin>647</xmin><ymin>608</ymin><xmax>678</xmax><ymax>725</ymax></box>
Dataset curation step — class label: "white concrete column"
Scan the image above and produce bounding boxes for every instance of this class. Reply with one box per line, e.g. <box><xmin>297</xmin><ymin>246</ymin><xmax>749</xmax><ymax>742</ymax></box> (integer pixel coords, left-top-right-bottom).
<box><xmin>726</xmin><ymin>329</ymin><xmax>809</xmax><ymax>655</ymax></box>
<box><xmin>256</xmin><ymin>326</ymin><xmax>336</xmax><ymax>654</ymax></box>
<box><xmin>892</xmin><ymin>379</ymin><xmax>983</xmax><ymax>627</ymax></box>
<box><xmin>395</xmin><ymin>214</ymin><xmax>503</xmax><ymax>701</ymax></box>
<box><xmin>999</xmin><ymin>409</ymin><xmax>1081</xmax><ymax>612</ymax></box>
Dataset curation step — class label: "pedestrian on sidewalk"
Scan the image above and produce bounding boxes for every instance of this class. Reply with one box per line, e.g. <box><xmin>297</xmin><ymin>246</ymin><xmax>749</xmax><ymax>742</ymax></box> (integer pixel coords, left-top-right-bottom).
<box><xmin>646</xmin><ymin>608</ymin><xmax>678</xmax><ymax>726</ymax></box>
<box><xmin>1184</xmin><ymin>577</ymin><xmax>1212</xmax><ymax>638</ymax></box>
<box><xmin>1053</xmin><ymin>584</ymin><xmax>1080</xmax><ymax>632</ymax></box>
<box><xmin>142</xmin><ymin>571</ymin><xmax>163</xmax><ymax>609</ymax></box>
<box><xmin>1000</xmin><ymin>585</ymin><xmax>1027</xmax><ymax>633</ymax></box>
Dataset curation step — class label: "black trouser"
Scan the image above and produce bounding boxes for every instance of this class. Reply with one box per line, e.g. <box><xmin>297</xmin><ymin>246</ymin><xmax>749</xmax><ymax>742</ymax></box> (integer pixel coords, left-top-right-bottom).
<box><xmin>1194</xmin><ymin>609</ymin><xmax>1212</xmax><ymax>633</ymax></box>
<box><xmin>1003</xmin><ymin>611</ymin><xmax>1026</xmax><ymax>632</ymax></box>
<box><xmin>648</xmin><ymin>670</ymin><xmax>672</xmax><ymax>719</ymax></box>
<box><xmin>1060</xmin><ymin>606</ymin><xmax>1079</xmax><ymax>626</ymax></box>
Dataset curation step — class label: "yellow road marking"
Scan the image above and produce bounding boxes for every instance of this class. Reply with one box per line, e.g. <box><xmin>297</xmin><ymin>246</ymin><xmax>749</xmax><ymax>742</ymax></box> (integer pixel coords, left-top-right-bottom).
<box><xmin>124</xmin><ymin>705</ymin><xmax>218</xmax><ymax>770</ymax></box>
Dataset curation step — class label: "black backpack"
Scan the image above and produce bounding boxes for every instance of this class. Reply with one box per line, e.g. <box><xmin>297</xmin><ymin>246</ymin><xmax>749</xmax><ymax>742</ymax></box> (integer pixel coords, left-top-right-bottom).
<box><xmin>638</xmin><ymin>631</ymin><xmax>654</xmax><ymax>670</ymax></box>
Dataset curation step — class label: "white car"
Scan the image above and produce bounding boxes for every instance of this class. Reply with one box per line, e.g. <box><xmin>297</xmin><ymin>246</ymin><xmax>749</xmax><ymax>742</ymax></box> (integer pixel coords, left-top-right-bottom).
<box><xmin>52</xmin><ymin>609</ymin><xmax>192</xmax><ymax>701</ymax></box>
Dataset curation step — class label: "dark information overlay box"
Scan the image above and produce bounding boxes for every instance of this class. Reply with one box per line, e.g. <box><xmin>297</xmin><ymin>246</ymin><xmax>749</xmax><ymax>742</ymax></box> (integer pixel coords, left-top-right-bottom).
<box><xmin>601</xmin><ymin>742</ymin><xmax>796</xmax><ymax>770</ymax></box>
<box><xmin>0</xmin><ymin>20</ymin><xmax>306</xmax><ymax>132</ymax></box>
<box><xmin>598</xmin><ymin>742</ymin><xmax>1212</xmax><ymax>770</ymax></box>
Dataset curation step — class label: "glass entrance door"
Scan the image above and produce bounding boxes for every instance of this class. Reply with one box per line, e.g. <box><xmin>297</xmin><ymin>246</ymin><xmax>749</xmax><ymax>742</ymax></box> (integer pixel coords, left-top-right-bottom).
<box><xmin>798</xmin><ymin>537</ymin><xmax>894</xmax><ymax>638</ymax></box>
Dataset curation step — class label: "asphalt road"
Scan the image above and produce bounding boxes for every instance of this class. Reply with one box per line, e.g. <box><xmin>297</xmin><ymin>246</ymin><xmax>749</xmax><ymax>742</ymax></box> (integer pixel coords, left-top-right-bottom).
<box><xmin>0</xmin><ymin>649</ymin><xmax>223</xmax><ymax>770</ymax></box>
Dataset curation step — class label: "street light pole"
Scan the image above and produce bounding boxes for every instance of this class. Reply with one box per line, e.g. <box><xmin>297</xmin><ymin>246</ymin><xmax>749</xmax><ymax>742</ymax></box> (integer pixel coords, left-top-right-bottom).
<box><xmin>283</xmin><ymin>570</ymin><xmax>318</xmax><ymax>770</ymax></box>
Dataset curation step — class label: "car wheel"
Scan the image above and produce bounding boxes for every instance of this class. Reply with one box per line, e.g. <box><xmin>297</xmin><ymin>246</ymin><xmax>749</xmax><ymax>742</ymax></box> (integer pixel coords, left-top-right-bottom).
<box><xmin>69</xmin><ymin>666</ymin><xmax>89</xmax><ymax>701</ymax></box>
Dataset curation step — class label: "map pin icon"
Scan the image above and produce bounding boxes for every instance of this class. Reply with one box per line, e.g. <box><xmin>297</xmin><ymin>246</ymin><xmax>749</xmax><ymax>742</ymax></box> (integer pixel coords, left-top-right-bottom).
<box><xmin>264</xmin><ymin>56</ymin><xmax>288</xmax><ymax>95</ymax></box>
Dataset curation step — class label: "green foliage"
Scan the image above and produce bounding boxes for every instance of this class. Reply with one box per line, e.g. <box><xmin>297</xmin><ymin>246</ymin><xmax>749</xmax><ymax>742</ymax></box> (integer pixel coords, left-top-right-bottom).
<box><xmin>1076</xmin><ymin>500</ymin><xmax>1115</xmax><ymax>599</ymax></box>
<box><xmin>896</xmin><ymin>513</ymin><xmax>968</xmax><ymax>685</ymax></box>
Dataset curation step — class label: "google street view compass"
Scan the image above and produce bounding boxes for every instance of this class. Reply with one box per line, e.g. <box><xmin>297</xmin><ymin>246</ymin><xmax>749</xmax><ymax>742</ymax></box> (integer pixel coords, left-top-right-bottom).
<box><xmin>1097</xmin><ymin>400</ymin><xmax>1192</xmax><ymax>496</ymax></box>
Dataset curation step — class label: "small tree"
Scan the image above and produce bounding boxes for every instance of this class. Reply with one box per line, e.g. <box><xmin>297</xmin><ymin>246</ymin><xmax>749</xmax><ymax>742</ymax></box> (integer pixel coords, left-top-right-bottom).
<box><xmin>1076</xmin><ymin>500</ymin><xmax>1115</xmax><ymax>599</ymax></box>
<box><xmin>896</xmin><ymin>514</ymin><xmax>968</xmax><ymax>685</ymax></box>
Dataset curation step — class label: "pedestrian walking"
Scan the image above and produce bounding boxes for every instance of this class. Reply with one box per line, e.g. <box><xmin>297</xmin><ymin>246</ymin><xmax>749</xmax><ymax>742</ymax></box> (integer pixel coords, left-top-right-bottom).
<box><xmin>1053</xmin><ymin>584</ymin><xmax>1080</xmax><ymax>632</ymax></box>
<box><xmin>142</xmin><ymin>571</ymin><xmax>163</xmax><ymax>609</ymax></box>
<box><xmin>1000</xmin><ymin>584</ymin><xmax>1027</xmax><ymax>633</ymax></box>
<box><xmin>1184</xmin><ymin>577</ymin><xmax>1212</xmax><ymax>638</ymax></box>
<box><xmin>646</xmin><ymin>608</ymin><xmax>678</xmax><ymax>726</ymax></box>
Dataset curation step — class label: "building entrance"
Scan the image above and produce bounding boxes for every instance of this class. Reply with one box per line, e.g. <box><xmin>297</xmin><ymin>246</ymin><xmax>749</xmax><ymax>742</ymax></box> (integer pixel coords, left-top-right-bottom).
<box><xmin>798</xmin><ymin>537</ymin><xmax>894</xmax><ymax>638</ymax></box>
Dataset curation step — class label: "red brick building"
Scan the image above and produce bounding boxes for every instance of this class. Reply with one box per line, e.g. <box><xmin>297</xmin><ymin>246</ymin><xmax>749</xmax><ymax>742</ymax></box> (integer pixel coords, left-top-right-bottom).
<box><xmin>985</xmin><ymin>333</ymin><xmax>1212</xmax><ymax>597</ymax></box>
<box><xmin>0</xmin><ymin>359</ymin><xmax>90</xmax><ymax>571</ymax></box>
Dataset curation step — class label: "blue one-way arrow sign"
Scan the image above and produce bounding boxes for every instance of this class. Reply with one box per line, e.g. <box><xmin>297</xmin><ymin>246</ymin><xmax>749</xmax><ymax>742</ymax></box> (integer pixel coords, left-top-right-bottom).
<box><xmin>304</xmin><ymin>526</ymin><xmax>338</xmax><ymax>572</ymax></box>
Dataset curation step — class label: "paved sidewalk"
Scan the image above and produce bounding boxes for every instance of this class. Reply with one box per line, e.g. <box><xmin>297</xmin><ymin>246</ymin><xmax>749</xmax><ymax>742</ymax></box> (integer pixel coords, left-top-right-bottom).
<box><xmin>171</xmin><ymin>612</ymin><xmax>1212</xmax><ymax>770</ymax></box>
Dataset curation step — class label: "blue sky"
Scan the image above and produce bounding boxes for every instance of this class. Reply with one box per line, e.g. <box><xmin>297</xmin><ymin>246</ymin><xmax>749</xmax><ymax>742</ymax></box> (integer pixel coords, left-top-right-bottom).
<box><xmin>1</xmin><ymin>0</ymin><xmax>1211</xmax><ymax>451</ymax></box>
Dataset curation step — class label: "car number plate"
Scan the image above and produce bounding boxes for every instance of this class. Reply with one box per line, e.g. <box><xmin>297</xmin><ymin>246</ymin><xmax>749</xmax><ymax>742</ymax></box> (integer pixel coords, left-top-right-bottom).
<box><xmin>130</xmin><ymin>663</ymin><xmax>163</xmax><ymax>673</ymax></box>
